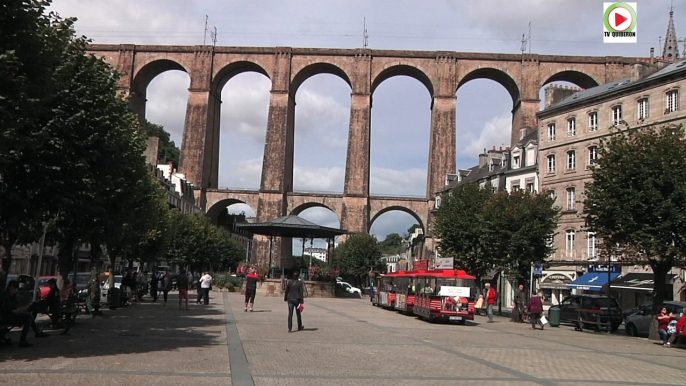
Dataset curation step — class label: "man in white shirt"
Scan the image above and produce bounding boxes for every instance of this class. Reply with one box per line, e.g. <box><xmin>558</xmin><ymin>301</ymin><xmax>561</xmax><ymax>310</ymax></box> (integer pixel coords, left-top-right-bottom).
<box><xmin>199</xmin><ymin>271</ymin><xmax>212</xmax><ymax>305</ymax></box>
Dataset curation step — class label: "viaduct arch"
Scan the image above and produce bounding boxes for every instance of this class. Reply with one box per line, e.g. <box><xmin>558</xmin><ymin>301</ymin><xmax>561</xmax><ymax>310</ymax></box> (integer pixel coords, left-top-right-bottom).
<box><xmin>90</xmin><ymin>44</ymin><xmax>642</xmax><ymax>266</ymax></box>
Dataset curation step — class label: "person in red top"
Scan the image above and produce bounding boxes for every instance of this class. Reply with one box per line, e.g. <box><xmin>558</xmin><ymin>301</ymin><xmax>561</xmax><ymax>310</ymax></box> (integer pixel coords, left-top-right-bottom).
<box><xmin>484</xmin><ymin>283</ymin><xmax>497</xmax><ymax>323</ymax></box>
<box><xmin>526</xmin><ymin>291</ymin><xmax>545</xmax><ymax>330</ymax></box>
<box><xmin>244</xmin><ymin>267</ymin><xmax>259</xmax><ymax>312</ymax></box>
<box><xmin>667</xmin><ymin>310</ymin><xmax>686</xmax><ymax>346</ymax></box>
<box><xmin>656</xmin><ymin>306</ymin><xmax>675</xmax><ymax>345</ymax></box>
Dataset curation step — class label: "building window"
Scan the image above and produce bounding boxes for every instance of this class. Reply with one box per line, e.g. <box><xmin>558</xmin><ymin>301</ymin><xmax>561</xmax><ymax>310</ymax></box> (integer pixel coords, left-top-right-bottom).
<box><xmin>588</xmin><ymin>146</ymin><xmax>598</xmax><ymax>165</ymax></box>
<box><xmin>567</xmin><ymin>118</ymin><xmax>576</xmax><ymax>137</ymax></box>
<box><xmin>513</xmin><ymin>155</ymin><xmax>520</xmax><ymax>168</ymax></box>
<box><xmin>566</xmin><ymin>187</ymin><xmax>575</xmax><ymax>211</ymax></box>
<box><xmin>567</xmin><ymin>150</ymin><xmax>576</xmax><ymax>170</ymax></box>
<box><xmin>434</xmin><ymin>196</ymin><xmax>441</xmax><ymax>209</ymax></box>
<box><xmin>512</xmin><ymin>184</ymin><xmax>520</xmax><ymax>192</ymax></box>
<box><xmin>667</xmin><ymin>89</ymin><xmax>680</xmax><ymax>113</ymax></box>
<box><xmin>547</xmin><ymin>154</ymin><xmax>556</xmax><ymax>173</ymax></box>
<box><xmin>588</xmin><ymin>112</ymin><xmax>598</xmax><ymax>132</ymax></box>
<box><xmin>549</xmin><ymin>190</ymin><xmax>556</xmax><ymax>200</ymax></box>
<box><xmin>566</xmin><ymin>230</ymin><xmax>575</xmax><ymax>252</ymax></box>
<box><xmin>526</xmin><ymin>182</ymin><xmax>535</xmax><ymax>192</ymax></box>
<box><xmin>547</xmin><ymin>123</ymin><xmax>556</xmax><ymax>141</ymax></box>
<box><xmin>637</xmin><ymin>98</ymin><xmax>649</xmax><ymax>120</ymax></box>
<box><xmin>587</xmin><ymin>232</ymin><xmax>597</xmax><ymax>259</ymax></box>
<box><xmin>611</xmin><ymin>105</ymin><xmax>622</xmax><ymax>126</ymax></box>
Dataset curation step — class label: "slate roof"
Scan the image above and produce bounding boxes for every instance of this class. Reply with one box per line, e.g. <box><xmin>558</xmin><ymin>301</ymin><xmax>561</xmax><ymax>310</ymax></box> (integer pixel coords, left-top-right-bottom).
<box><xmin>439</xmin><ymin>156</ymin><xmax>506</xmax><ymax>194</ymax></box>
<box><xmin>539</xmin><ymin>60</ymin><xmax>686</xmax><ymax>116</ymax></box>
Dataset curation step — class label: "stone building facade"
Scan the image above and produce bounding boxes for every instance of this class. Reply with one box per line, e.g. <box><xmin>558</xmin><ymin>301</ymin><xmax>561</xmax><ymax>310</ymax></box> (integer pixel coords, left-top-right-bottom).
<box><xmin>537</xmin><ymin>59</ymin><xmax>686</xmax><ymax>306</ymax></box>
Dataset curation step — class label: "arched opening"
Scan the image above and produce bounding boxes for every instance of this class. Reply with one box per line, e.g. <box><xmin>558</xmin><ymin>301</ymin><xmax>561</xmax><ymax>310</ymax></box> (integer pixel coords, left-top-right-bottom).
<box><xmin>369</xmin><ymin>209</ymin><xmax>424</xmax><ymax>269</ymax></box>
<box><xmin>143</xmin><ymin>63</ymin><xmax>190</xmax><ymax>160</ymax></box>
<box><xmin>371</xmin><ymin>74</ymin><xmax>432</xmax><ymax>196</ymax></box>
<box><xmin>206</xmin><ymin>199</ymin><xmax>257</xmax><ymax>226</ymax></box>
<box><xmin>456</xmin><ymin>75</ymin><xmax>515</xmax><ymax>169</ymax></box>
<box><xmin>291</xmin><ymin>71</ymin><xmax>351</xmax><ymax>193</ymax></box>
<box><xmin>291</xmin><ymin>205</ymin><xmax>341</xmax><ymax>266</ymax></box>
<box><xmin>539</xmin><ymin>71</ymin><xmax>600</xmax><ymax>110</ymax></box>
<box><xmin>217</xmin><ymin>69</ymin><xmax>271</xmax><ymax>189</ymax></box>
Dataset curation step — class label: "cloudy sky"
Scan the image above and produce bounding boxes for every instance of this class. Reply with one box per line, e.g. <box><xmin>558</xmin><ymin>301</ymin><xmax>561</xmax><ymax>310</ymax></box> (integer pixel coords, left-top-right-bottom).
<box><xmin>48</xmin><ymin>0</ymin><xmax>682</xmax><ymax>250</ymax></box>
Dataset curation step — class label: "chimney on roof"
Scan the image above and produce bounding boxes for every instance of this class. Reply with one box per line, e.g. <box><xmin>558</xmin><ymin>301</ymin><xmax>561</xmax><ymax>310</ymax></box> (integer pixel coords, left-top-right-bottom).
<box><xmin>479</xmin><ymin>151</ymin><xmax>488</xmax><ymax>168</ymax></box>
<box><xmin>650</xmin><ymin>47</ymin><xmax>655</xmax><ymax>63</ymax></box>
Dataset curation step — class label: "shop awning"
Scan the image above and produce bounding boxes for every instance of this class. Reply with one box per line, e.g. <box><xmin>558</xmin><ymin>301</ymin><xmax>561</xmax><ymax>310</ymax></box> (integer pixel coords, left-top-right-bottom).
<box><xmin>611</xmin><ymin>273</ymin><xmax>676</xmax><ymax>291</ymax></box>
<box><xmin>567</xmin><ymin>272</ymin><xmax>621</xmax><ymax>291</ymax></box>
<box><xmin>539</xmin><ymin>273</ymin><xmax>573</xmax><ymax>289</ymax></box>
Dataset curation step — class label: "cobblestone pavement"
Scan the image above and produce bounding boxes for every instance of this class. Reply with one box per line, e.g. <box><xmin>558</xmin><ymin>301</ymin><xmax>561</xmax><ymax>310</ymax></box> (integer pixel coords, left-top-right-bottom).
<box><xmin>2</xmin><ymin>292</ymin><xmax>686</xmax><ymax>386</ymax></box>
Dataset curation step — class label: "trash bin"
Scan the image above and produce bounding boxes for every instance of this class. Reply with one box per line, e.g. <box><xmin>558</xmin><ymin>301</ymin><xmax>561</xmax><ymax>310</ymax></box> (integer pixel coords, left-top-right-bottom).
<box><xmin>548</xmin><ymin>306</ymin><xmax>560</xmax><ymax>327</ymax></box>
<box><xmin>108</xmin><ymin>287</ymin><xmax>120</xmax><ymax>310</ymax></box>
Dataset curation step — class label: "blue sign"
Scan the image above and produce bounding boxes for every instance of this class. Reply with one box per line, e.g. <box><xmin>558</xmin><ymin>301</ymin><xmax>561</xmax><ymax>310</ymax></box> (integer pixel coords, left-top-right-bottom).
<box><xmin>534</xmin><ymin>264</ymin><xmax>544</xmax><ymax>275</ymax></box>
<box><xmin>588</xmin><ymin>264</ymin><xmax>621</xmax><ymax>274</ymax></box>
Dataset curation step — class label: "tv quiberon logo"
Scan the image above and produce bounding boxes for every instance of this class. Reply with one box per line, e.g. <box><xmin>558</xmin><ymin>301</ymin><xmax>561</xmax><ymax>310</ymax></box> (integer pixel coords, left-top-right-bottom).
<box><xmin>604</xmin><ymin>2</ymin><xmax>637</xmax><ymax>43</ymax></box>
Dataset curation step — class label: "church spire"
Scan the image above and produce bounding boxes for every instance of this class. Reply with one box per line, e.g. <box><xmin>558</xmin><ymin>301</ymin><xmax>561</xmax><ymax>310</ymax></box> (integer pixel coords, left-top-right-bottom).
<box><xmin>663</xmin><ymin>5</ymin><xmax>679</xmax><ymax>59</ymax></box>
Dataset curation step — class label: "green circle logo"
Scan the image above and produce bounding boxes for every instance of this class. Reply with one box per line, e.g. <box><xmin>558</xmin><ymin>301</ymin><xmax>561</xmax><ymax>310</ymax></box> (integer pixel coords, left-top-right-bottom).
<box><xmin>604</xmin><ymin>3</ymin><xmax>637</xmax><ymax>33</ymax></box>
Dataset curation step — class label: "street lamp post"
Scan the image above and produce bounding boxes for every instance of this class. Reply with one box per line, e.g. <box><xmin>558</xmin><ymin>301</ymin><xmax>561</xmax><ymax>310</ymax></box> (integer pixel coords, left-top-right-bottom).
<box><xmin>31</xmin><ymin>222</ymin><xmax>48</xmax><ymax>302</ymax></box>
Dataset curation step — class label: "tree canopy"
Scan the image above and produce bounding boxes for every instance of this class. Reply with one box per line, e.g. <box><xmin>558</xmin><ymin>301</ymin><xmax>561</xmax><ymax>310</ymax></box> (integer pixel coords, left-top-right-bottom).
<box><xmin>584</xmin><ymin>124</ymin><xmax>686</xmax><ymax>325</ymax></box>
<box><xmin>166</xmin><ymin>211</ymin><xmax>245</xmax><ymax>272</ymax></box>
<box><xmin>142</xmin><ymin>120</ymin><xmax>180</xmax><ymax>168</ymax></box>
<box><xmin>435</xmin><ymin>183</ymin><xmax>559</xmax><ymax>287</ymax></box>
<box><xmin>378</xmin><ymin>233</ymin><xmax>403</xmax><ymax>255</ymax></box>
<box><xmin>333</xmin><ymin>234</ymin><xmax>384</xmax><ymax>286</ymax></box>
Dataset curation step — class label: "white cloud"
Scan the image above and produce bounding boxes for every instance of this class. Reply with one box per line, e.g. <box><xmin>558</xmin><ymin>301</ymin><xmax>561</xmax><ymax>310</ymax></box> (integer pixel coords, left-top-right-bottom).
<box><xmin>226</xmin><ymin>203</ymin><xmax>256</xmax><ymax>217</ymax></box>
<box><xmin>459</xmin><ymin>114</ymin><xmax>512</xmax><ymax>164</ymax></box>
<box><xmin>295</xmin><ymin>88</ymin><xmax>350</xmax><ymax>140</ymax></box>
<box><xmin>370</xmin><ymin>167</ymin><xmax>426</xmax><ymax>197</ymax></box>
<box><xmin>145</xmin><ymin>71</ymin><xmax>190</xmax><ymax>144</ymax></box>
<box><xmin>293</xmin><ymin>165</ymin><xmax>345</xmax><ymax>193</ymax></box>
<box><xmin>221</xmin><ymin>74</ymin><xmax>271</xmax><ymax>143</ymax></box>
<box><xmin>219</xmin><ymin>158</ymin><xmax>263</xmax><ymax>189</ymax></box>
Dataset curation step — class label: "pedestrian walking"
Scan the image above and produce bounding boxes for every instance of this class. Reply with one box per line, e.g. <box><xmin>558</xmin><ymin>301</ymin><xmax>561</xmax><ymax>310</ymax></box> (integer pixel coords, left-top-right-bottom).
<box><xmin>150</xmin><ymin>268</ymin><xmax>159</xmax><ymax>302</ymax></box>
<box><xmin>177</xmin><ymin>268</ymin><xmax>190</xmax><ymax>311</ymax></box>
<box><xmin>199</xmin><ymin>271</ymin><xmax>212</xmax><ymax>305</ymax></box>
<box><xmin>195</xmin><ymin>272</ymin><xmax>202</xmax><ymax>304</ymax></box>
<box><xmin>484</xmin><ymin>283</ymin><xmax>497</xmax><ymax>323</ymax></box>
<box><xmin>162</xmin><ymin>270</ymin><xmax>172</xmax><ymax>306</ymax></box>
<box><xmin>526</xmin><ymin>291</ymin><xmax>545</xmax><ymax>330</ymax></box>
<box><xmin>284</xmin><ymin>272</ymin><xmax>304</xmax><ymax>332</ymax></box>
<box><xmin>511</xmin><ymin>284</ymin><xmax>526</xmax><ymax>323</ymax></box>
<box><xmin>244</xmin><ymin>267</ymin><xmax>259</xmax><ymax>312</ymax></box>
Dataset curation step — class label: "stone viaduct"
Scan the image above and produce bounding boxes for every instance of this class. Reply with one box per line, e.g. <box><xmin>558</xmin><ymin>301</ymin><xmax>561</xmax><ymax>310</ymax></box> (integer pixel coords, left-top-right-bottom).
<box><xmin>87</xmin><ymin>44</ymin><xmax>642</xmax><ymax>266</ymax></box>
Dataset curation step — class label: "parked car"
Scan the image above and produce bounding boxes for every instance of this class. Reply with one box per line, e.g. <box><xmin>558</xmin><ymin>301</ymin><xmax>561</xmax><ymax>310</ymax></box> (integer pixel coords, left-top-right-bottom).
<box><xmin>336</xmin><ymin>281</ymin><xmax>362</xmax><ymax>298</ymax></box>
<box><xmin>622</xmin><ymin>301</ymin><xmax>652</xmax><ymax>323</ymax></box>
<box><xmin>625</xmin><ymin>301</ymin><xmax>686</xmax><ymax>337</ymax></box>
<box><xmin>548</xmin><ymin>294</ymin><xmax>623</xmax><ymax>331</ymax></box>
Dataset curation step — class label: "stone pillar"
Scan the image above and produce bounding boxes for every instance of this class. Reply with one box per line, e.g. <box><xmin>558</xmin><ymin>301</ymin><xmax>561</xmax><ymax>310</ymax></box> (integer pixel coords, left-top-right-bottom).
<box><xmin>427</xmin><ymin>95</ymin><xmax>456</xmax><ymax>198</ymax></box>
<box><xmin>341</xmin><ymin>53</ymin><xmax>372</xmax><ymax>234</ymax></box>
<box><xmin>255</xmin><ymin>51</ymin><xmax>293</xmax><ymax>270</ymax></box>
<box><xmin>511</xmin><ymin>99</ymin><xmax>540</xmax><ymax>143</ymax></box>
<box><xmin>512</xmin><ymin>56</ymin><xmax>541</xmax><ymax>145</ymax></box>
<box><xmin>179</xmin><ymin>49</ymin><xmax>215</xmax><ymax>188</ymax></box>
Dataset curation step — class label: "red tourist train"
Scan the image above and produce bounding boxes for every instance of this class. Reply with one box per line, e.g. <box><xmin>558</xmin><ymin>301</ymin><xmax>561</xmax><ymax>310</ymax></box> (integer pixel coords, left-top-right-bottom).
<box><xmin>372</xmin><ymin>268</ymin><xmax>476</xmax><ymax>324</ymax></box>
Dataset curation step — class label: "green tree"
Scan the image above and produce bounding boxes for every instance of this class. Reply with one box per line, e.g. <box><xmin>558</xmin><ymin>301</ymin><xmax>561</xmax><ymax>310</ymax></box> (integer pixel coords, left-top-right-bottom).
<box><xmin>584</xmin><ymin>124</ymin><xmax>686</xmax><ymax>338</ymax></box>
<box><xmin>435</xmin><ymin>183</ymin><xmax>495</xmax><ymax>287</ymax></box>
<box><xmin>0</xmin><ymin>0</ymin><xmax>77</xmax><ymax>288</ymax></box>
<box><xmin>333</xmin><ymin>233</ymin><xmax>383</xmax><ymax>287</ymax></box>
<box><xmin>142</xmin><ymin>120</ymin><xmax>180</xmax><ymax>168</ymax></box>
<box><xmin>378</xmin><ymin>233</ymin><xmax>403</xmax><ymax>255</ymax></box>
<box><xmin>406</xmin><ymin>224</ymin><xmax>422</xmax><ymax>238</ymax></box>
<box><xmin>482</xmin><ymin>190</ymin><xmax>559</xmax><ymax>286</ymax></box>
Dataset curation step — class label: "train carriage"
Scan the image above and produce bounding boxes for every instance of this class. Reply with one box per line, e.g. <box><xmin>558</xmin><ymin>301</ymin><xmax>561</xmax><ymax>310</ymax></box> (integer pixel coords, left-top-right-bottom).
<box><xmin>393</xmin><ymin>272</ymin><xmax>417</xmax><ymax>314</ymax></box>
<box><xmin>412</xmin><ymin>269</ymin><xmax>476</xmax><ymax>324</ymax></box>
<box><xmin>372</xmin><ymin>273</ymin><xmax>398</xmax><ymax>309</ymax></box>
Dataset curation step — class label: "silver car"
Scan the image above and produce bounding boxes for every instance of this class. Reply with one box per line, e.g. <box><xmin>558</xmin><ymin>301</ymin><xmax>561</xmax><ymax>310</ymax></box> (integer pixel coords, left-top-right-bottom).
<box><xmin>625</xmin><ymin>301</ymin><xmax>686</xmax><ymax>337</ymax></box>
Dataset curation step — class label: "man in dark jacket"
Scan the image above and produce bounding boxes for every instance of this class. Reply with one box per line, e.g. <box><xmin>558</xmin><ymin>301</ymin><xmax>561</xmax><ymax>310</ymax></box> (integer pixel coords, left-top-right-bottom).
<box><xmin>0</xmin><ymin>280</ymin><xmax>48</xmax><ymax>347</ymax></box>
<box><xmin>244</xmin><ymin>267</ymin><xmax>259</xmax><ymax>312</ymax></box>
<box><xmin>284</xmin><ymin>272</ymin><xmax>304</xmax><ymax>332</ymax></box>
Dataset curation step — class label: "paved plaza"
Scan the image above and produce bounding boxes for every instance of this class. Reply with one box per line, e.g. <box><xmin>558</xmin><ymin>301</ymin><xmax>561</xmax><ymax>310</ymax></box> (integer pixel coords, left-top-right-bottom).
<box><xmin>1</xmin><ymin>292</ymin><xmax>685</xmax><ymax>386</ymax></box>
